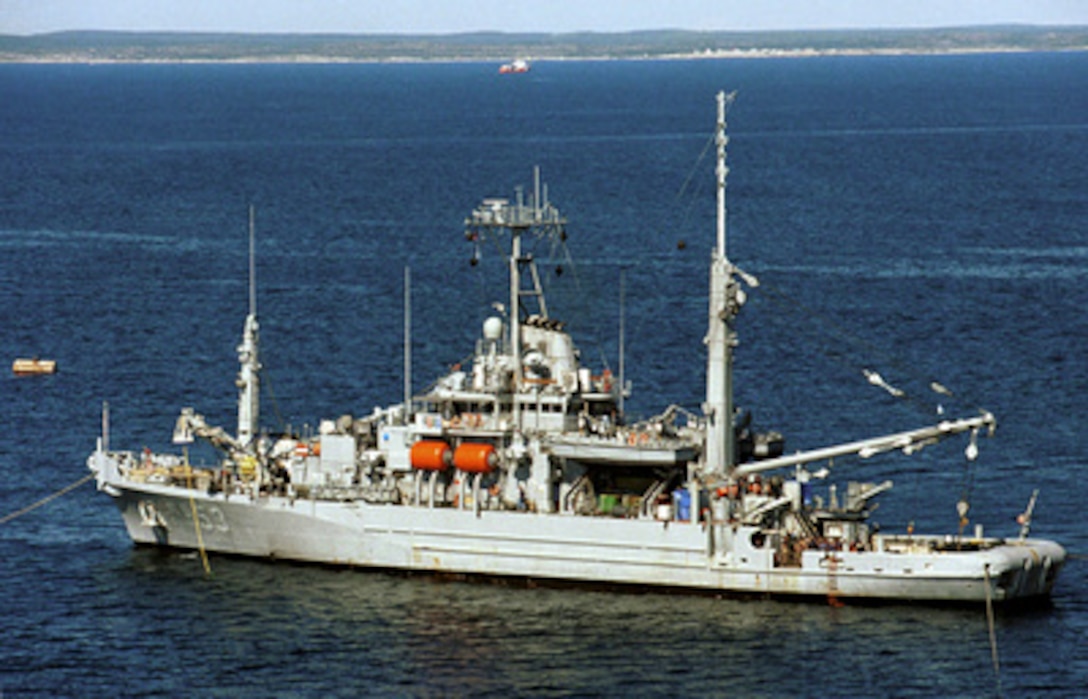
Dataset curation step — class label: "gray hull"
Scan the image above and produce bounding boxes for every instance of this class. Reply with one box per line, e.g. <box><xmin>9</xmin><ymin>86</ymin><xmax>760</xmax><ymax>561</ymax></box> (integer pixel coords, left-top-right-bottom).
<box><xmin>107</xmin><ymin>480</ymin><xmax>1064</xmax><ymax>604</ymax></box>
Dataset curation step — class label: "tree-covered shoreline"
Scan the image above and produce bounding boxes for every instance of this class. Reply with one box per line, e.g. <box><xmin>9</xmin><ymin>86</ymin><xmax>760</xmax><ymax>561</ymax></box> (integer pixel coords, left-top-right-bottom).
<box><xmin>2</xmin><ymin>25</ymin><xmax>1086</xmax><ymax>63</ymax></box>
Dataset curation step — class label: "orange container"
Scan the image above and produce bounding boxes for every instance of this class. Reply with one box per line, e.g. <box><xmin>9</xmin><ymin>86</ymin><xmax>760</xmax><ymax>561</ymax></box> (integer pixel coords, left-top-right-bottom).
<box><xmin>453</xmin><ymin>443</ymin><xmax>497</xmax><ymax>473</ymax></box>
<box><xmin>410</xmin><ymin>440</ymin><xmax>452</xmax><ymax>471</ymax></box>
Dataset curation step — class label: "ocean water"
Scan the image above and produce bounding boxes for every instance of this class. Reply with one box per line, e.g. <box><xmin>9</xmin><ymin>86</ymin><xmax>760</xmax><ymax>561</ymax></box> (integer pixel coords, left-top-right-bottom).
<box><xmin>0</xmin><ymin>53</ymin><xmax>1086</xmax><ymax>697</ymax></box>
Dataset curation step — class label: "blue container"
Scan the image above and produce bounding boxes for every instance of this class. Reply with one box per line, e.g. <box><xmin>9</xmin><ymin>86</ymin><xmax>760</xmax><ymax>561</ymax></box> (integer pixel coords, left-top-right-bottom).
<box><xmin>673</xmin><ymin>489</ymin><xmax>692</xmax><ymax>521</ymax></box>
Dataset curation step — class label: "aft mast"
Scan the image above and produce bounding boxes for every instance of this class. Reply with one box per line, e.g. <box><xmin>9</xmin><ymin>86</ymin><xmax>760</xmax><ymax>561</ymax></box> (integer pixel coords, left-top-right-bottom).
<box><xmin>236</xmin><ymin>206</ymin><xmax>260</xmax><ymax>451</ymax></box>
<box><xmin>704</xmin><ymin>91</ymin><xmax>740</xmax><ymax>477</ymax></box>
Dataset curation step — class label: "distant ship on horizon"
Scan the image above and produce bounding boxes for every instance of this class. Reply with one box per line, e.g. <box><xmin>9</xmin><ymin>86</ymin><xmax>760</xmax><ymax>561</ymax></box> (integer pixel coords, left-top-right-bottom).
<box><xmin>499</xmin><ymin>58</ymin><xmax>530</xmax><ymax>74</ymax></box>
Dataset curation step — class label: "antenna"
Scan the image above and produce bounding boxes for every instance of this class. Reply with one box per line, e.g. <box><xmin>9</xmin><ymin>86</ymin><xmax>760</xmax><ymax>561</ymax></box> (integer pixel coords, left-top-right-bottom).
<box><xmin>618</xmin><ymin>267</ymin><xmax>626</xmax><ymax>414</ymax></box>
<box><xmin>236</xmin><ymin>205</ymin><xmax>261</xmax><ymax>449</ymax></box>
<box><xmin>715</xmin><ymin>91</ymin><xmax>737</xmax><ymax>260</ymax></box>
<box><xmin>1018</xmin><ymin>489</ymin><xmax>1039</xmax><ymax>540</ymax></box>
<box><xmin>534</xmin><ymin>165</ymin><xmax>541</xmax><ymax>217</ymax></box>
<box><xmin>248</xmin><ymin>204</ymin><xmax>257</xmax><ymax>318</ymax></box>
<box><xmin>101</xmin><ymin>400</ymin><xmax>110</xmax><ymax>453</ymax></box>
<box><xmin>404</xmin><ymin>266</ymin><xmax>412</xmax><ymax>421</ymax></box>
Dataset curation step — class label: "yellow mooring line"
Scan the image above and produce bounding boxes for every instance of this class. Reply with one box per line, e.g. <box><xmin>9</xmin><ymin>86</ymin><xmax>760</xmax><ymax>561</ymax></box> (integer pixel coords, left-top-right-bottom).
<box><xmin>183</xmin><ymin>451</ymin><xmax>213</xmax><ymax>577</ymax></box>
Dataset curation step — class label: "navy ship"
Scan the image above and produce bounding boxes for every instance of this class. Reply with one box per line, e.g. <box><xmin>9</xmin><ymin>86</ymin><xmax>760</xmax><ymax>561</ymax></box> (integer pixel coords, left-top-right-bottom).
<box><xmin>89</xmin><ymin>92</ymin><xmax>1065</xmax><ymax>604</ymax></box>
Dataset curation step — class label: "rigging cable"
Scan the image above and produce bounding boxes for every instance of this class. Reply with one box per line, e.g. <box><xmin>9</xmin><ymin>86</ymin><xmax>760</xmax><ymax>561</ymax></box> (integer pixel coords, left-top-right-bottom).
<box><xmin>543</xmin><ymin>232</ymin><xmax>613</xmax><ymax>371</ymax></box>
<box><xmin>615</xmin><ymin>129</ymin><xmax>717</xmax><ymax>369</ymax></box>
<box><xmin>261</xmin><ymin>362</ymin><xmax>288</xmax><ymax>436</ymax></box>
<box><xmin>958</xmin><ymin>437</ymin><xmax>978</xmax><ymax>534</ymax></box>
<box><xmin>673</xmin><ymin>130</ymin><xmax>718</xmax><ymax>224</ymax></box>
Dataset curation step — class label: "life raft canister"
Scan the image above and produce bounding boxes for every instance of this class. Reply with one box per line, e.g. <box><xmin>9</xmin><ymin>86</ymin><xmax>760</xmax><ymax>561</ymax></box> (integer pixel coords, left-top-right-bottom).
<box><xmin>453</xmin><ymin>443</ymin><xmax>497</xmax><ymax>473</ymax></box>
<box><xmin>410</xmin><ymin>440</ymin><xmax>452</xmax><ymax>471</ymax></box>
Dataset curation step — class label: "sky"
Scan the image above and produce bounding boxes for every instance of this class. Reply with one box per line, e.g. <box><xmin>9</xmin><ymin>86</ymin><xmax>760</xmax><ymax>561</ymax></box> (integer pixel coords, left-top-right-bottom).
<box><xmin>2</xmin><ymin>0</ymin><xmax>1087</xmax><ymax>36</ymax></box>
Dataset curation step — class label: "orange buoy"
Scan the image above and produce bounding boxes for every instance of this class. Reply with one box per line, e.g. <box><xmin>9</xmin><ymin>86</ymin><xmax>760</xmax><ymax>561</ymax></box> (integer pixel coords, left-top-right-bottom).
<box><xmin>410</xmin><ymin>440</ymin><xmax>452</xmax><ymax>471</ymax></box>
<box><xmin>453</xmin><ymin>443</ymin><xmax>497</xmax><ymax>473</ymax></box>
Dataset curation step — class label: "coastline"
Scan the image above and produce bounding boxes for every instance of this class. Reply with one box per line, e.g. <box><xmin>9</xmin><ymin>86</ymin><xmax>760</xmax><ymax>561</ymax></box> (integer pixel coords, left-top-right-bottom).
<box><xmin>3</xmin><ymin>46</ymin><xmax>1085</xmax><ymax>65</ymax></box>
<box><xmin>2</xmin><ymin>26</ymin><xmax>1085</xmax><ymax>64</ymax></box>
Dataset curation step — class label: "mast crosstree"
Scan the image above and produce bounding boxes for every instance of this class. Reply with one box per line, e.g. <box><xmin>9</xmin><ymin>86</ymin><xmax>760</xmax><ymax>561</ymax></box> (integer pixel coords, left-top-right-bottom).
<box><xmin>464</xmin><ymin>167</ymin><xmax>569</xmax><ymax>398</ymax></box>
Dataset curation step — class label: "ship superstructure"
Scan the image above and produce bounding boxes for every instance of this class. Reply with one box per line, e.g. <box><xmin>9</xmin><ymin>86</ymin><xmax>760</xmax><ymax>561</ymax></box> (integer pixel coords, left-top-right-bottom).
<box><xmin>88</xmin><ymin>92</ymin><xmax>1065</xmax><ymax>604</ymax></box>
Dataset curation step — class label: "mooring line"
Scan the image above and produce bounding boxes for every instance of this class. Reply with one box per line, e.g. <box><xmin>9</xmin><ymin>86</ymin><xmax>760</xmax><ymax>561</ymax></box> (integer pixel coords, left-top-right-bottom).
<box><xmin>183</xmin><ymin>456</ymin><xmax>213</xmax><ymax>577</ymax></box>
<box><xmin>983</xmin><ymin>564</ymin><xmax>1004</xmax><ymax>699</ymax></box>
<box><xmin>0</xmin><ymin>473</ymin><xmax>95</xmax><ymax>525</ymax></box>
<box><xmin>186</xmin><ymin>492</ymin><xmax>213</xmax><ymax>577</ymax></box>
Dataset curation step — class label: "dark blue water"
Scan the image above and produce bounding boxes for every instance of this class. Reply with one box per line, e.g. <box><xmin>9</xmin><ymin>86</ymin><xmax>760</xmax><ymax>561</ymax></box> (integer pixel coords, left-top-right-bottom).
<box><xmin>1</xmin><ymin>54</ymin><xmax>1086</xmax><ymax>697</ymax></box>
